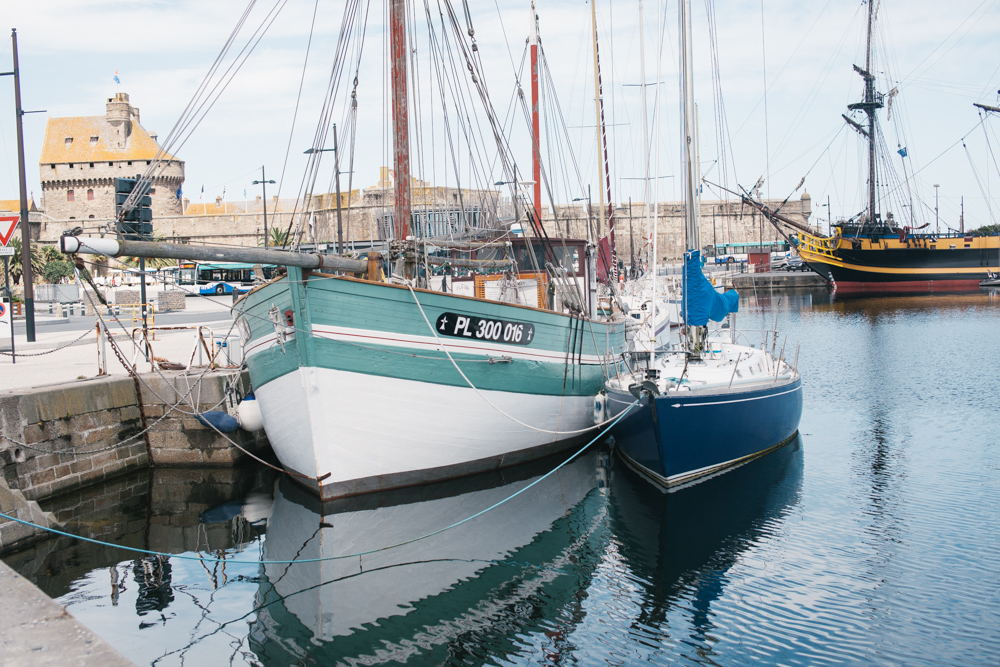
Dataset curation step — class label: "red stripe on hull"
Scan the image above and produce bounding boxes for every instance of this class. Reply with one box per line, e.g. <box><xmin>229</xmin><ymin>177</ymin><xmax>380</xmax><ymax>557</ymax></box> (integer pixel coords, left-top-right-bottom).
<box><xmin>833</xmin><ymin>278</ymin><xmax>983</xmax><ymax>294</ymax></box>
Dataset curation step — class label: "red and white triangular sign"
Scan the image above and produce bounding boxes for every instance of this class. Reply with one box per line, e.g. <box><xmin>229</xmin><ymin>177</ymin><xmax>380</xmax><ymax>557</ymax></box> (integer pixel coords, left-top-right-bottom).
<box><xmin>0</xmin><ymin>216</ymin><xmax>19</xmax><ymax>246</ymax></box>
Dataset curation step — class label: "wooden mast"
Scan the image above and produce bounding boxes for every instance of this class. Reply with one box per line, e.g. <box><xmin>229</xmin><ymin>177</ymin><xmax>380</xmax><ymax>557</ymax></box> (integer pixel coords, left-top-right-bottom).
<box><xmin>847</xmin><ymin>0</ymin><xmax>882</xmax><ymax>230</ymax></box>
<box><xmin>590</xmin><ymin>0</ymin><xmax>615</xmax><ymax>276</ymax></box>
<box><xmin>390</xmin><ymin>0</ymin><xmax>411</xmax><ymax>240</ymax></box>
<box><xmin>530</xmin><ymin>2</ymin><xmax>542</xmax><ymax>225</ymax></box>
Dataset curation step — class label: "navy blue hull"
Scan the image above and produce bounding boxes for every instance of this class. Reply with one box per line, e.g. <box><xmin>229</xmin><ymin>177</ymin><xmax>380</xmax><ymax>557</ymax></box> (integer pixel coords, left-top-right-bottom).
<box><xmin>606</xmin><ymin>378</ymin><xmax>803</xmax><ymax>487</ymax></box>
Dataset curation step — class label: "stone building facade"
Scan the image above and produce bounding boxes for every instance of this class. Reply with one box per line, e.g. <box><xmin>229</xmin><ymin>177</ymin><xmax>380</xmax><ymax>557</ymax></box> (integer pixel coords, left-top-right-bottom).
<box><xmin>38</xmin><ymin>92</ymin><xmax>184</xmax><ymax>224</ymax></box>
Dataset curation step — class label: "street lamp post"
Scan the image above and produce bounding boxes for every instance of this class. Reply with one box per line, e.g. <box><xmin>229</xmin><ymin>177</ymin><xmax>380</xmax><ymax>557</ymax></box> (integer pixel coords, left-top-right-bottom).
<box><xmin>573</xmin><ymin>184</ymin><xmax>593</xmax><ymax>240</ymax></box>
<box><xmin>494</xmin><ymin>178</ymin><xmax>536</xmax><ymax>236</ymax></box>
<box><xmin>252</xmin><ymin>167</ymin><xmax>276</xmax><ymax>246</ymax></box>
<box><xmin>819</xmin><ymin>197</ymin><xmax>831</xmax><ymax>235</ymax></box>
<box><xmin>305</xmin><ymin>125</ymin><xmax>348</xmax><ymax>253</ymax></box>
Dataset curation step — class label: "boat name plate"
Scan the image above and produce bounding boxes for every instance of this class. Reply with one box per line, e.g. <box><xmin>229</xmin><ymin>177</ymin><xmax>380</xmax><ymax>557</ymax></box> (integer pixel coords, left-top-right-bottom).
<box><xmin>435</xmin><ymin>312</ymin><xmax>535</xmax><ymax>345</ymax></box>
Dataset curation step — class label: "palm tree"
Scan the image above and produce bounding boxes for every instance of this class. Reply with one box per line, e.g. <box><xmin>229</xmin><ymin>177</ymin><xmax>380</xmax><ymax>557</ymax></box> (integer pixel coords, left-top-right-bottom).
<box><xmin>259</xmin><ymin>227</ymin><xmax>289</xmax><ymax>248</ymax></box>
<box><xmin>1</xmin><ymin>237</ymin><xmax>45</xmax><ymax>285</ymax></box>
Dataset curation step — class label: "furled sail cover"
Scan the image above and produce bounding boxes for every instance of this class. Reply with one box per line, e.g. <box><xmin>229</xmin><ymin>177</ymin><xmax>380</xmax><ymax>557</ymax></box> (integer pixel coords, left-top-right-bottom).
<box><xmin>683</xmin><ymin>250</ymin><xmax>739</xmax><ymax>325</ymax></box>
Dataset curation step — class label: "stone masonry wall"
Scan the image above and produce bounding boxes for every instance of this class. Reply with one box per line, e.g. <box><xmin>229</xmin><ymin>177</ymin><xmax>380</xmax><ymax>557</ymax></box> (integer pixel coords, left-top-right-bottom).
<box><xmin>0</xmin><ymin>370</ymin><xmax>270</xmax><ymax>552</ymax></box>
<box><xmin>138</xmin><ymin>370</ymin><xmax>270</xmax><ymax>468</ymax></box>
<box><xmin>0</xmin><ymin>476</ymin><xmax>61</xmax><ymax>553</ymax></box>
<box><xmin>157</xmin><ymin>289</ymin><xmax>186</xmax><ymax>311</ymax></box>
<box><xmin>0</xmin><ymin>378</ymin><xmax>147</xmax><ymax>503</ymax></box>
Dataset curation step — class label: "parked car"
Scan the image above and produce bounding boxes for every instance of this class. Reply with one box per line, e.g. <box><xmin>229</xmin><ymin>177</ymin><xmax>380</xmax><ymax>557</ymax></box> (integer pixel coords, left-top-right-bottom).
<box><xmin>776</xmin><ymin>257</ymin><xmax>809</xmax><ymax>272</ymax></box>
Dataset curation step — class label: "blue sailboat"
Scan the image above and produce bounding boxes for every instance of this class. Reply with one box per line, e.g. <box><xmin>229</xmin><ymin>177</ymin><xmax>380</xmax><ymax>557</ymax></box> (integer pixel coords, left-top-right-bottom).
<box><xmin>603</xmin><ymin>0</ymin><xmax>802</xmax><ymax>489</ymax></box>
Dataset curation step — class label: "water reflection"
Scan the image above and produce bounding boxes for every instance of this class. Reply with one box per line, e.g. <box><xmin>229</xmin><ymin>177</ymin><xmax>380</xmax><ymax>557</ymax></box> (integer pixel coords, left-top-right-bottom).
<box><xmin>4</xmin><ymin>466</ymin><xmax>275</xmax><ymax>602</ymax></box>
<box><xmin>609</xmin><ymin>438</ymin><xmax>803</xmax><ymax>654</ymax></box>
<box><xmin>248</xmin><ymin>449</ymin><xmax>608</xmax><ymax>665</ymax></box>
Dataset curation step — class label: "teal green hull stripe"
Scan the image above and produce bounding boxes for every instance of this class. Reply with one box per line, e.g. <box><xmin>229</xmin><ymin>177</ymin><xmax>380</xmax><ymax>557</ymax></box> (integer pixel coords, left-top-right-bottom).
<box><xmin>236</xmin><ymin>276</ymin><xmax>626</xmax><ymax>399</ymax></box>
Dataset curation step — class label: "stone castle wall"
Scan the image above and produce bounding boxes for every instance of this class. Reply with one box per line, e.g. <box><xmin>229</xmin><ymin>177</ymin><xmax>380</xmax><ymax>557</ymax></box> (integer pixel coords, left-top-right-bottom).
<box><xmin>40</xmin><ymin>161</ymin><xmax>184</xmax><ymax>222</ymax></box>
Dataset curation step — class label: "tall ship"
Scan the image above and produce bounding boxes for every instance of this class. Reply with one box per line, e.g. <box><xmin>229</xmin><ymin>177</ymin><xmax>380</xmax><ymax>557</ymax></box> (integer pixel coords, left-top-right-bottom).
<box><xmin>793</xmin><ymin>1</ymin><xmax>999</xmax><ymax>294</ymax></box>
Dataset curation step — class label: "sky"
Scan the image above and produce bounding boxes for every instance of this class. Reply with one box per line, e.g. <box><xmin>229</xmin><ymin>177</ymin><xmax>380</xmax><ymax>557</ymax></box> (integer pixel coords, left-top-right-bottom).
<box><xmin>1</xmin><ymin>0</ymin><xmax>999</xmax><ymax>233</ymax></box>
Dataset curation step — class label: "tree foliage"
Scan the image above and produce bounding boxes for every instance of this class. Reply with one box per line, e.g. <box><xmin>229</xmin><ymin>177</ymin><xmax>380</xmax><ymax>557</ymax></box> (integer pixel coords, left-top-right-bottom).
<box><xmin>259</xmin><ymin>227</ymin><xmax>289</xmax><ymax>248</ymax></box>
<box><xmin>43</xmin><ymin>260</ymin><xmax>76</xmax><ymax>283</ymax></box>
<box><xmin>1</xmin><ymin>237</ymin><xmax>45</xmax><ymax>285</ymax></box>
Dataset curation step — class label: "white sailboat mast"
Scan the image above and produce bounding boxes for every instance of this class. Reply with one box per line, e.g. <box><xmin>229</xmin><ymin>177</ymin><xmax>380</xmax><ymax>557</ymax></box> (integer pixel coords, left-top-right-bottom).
<box><xmin>680</xmin><ymin>0</ymin><xmax>699</xmax><ymax>250</ymax></box>
<box><xmin>652</xmin><ymin>0</ymin><xmax>663</xmax><ymax>364</ymax></box>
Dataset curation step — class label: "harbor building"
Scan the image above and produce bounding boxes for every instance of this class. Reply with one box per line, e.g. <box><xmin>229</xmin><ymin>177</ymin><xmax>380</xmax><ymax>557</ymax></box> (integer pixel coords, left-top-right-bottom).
<box><xmin>38</xmin><ymin>92</ymin><xmax>184</xmax><ymax>223</ymax></box>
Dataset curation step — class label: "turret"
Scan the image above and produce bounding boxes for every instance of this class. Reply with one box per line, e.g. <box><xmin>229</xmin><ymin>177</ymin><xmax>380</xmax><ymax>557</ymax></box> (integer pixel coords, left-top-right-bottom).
<box><xmin>106</xmin><ymin>92</ymin><xmax>134</xmax><ymax>149</ymax></box>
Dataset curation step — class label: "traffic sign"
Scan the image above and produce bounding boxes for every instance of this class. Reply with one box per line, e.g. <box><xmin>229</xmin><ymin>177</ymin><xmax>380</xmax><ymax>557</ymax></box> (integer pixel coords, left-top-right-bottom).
<box><xmin>0</xmin><ymin>247</ymin><xmax>14</xmax><ymax>256</ymax></box>
<box><xmin>0</xmin><ymin>215</ymin><xmax>18</xmax><ymax>246</ymax></box>
<box><xmin>0</xmin><ymin>301</ymin><xmax>8</xmax><ymax>327</ymax></box>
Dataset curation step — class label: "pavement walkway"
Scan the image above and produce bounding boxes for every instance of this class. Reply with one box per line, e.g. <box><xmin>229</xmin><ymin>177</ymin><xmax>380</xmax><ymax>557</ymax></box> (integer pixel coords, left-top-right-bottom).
<box><xmin>0</xmin><ymin>289</ymin><xmax>240</xmax><ymax>393</ymax></box>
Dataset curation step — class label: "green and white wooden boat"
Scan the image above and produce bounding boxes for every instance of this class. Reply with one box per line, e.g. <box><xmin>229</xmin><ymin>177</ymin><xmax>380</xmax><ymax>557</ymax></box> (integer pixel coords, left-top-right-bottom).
<box><xmin>233</xmin><ymin>263</ymin><xmax>626</xmax><ymax>499</ymax></box>
<box><xmin>58</xmin><ymin>0</ymin><xmax>629</xmax><ymax>501</ymax></box>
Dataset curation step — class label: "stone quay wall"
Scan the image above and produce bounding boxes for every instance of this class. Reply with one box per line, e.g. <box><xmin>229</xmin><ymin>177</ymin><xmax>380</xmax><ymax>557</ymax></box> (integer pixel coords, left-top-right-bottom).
<box><xmin>0</xmin><ymin>370</ymin><xmax>270</xmax><ymax>553</ymax></box>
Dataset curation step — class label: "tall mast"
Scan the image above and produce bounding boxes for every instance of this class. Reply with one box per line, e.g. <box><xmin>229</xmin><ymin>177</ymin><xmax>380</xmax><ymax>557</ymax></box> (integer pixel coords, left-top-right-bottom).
<box><xmin>680</xmin><ymin>0</ymin><xmax>698</xmax><ymax>249</ymax></box>
<box><xmin>530</xmin><ymin>2</ymin><xmax>542</xmax><ymax>224</ymax></box>
<box><xmin>589</xmin><ymin>0</ymin><xmax>615</xmax><ymax>269</ymax></box>
<box><xmin>390</xmin><ymin>0</ymin><xmax>411</xmax><ymax>239</ymax></box>
<box><xmin>653</xmin><ymin>0</ymin><xmax>662</xmax><ymax>287</ymax></box>
<box><xmin>848</xmin><ymin>0</ymin><xmax>882</xmax><ymax>229</ymax></box>
<box><xmin>639</xmin><ymin>0</ymin><xmax>656</xmax><ymax>367</ymax></box>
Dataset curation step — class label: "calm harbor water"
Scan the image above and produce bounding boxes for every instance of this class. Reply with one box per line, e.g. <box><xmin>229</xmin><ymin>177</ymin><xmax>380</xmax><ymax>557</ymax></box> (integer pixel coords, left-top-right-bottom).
<box><xmin>4</xmin><ymin>288</ymin><xmax>999</xmax><ymax>666</ymax></box>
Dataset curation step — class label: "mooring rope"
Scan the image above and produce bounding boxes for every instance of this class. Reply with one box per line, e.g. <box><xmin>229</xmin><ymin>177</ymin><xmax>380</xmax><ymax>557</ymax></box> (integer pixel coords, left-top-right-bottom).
<box><xmin>0</xmin><ymin>397</ymin><xmax>638</xmax><ymax>565</ymax></box>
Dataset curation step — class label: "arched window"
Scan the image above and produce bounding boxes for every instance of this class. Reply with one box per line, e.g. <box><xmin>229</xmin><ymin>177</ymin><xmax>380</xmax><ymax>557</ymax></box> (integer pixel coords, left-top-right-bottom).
<box><xmin>87</xmin><ymin>189</ymin><xmax>94</xmax><ymax>201</ymax></box>
<box><xmin>67</xmin><ymin>190</ymin><xmax>75</xmax><ymax>202</ymax></box>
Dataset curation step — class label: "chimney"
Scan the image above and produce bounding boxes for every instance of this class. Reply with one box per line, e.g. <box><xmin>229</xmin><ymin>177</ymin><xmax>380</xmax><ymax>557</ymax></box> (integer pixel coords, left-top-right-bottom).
<box><xmin>216</xmin><ymin>196</ymin><xmax>223</xmax><ymax>206</ymax></box>
<box><xmin>255</xmin><ymin>195</ymin><xmax>262</xmax><ymax>205</ymax></box>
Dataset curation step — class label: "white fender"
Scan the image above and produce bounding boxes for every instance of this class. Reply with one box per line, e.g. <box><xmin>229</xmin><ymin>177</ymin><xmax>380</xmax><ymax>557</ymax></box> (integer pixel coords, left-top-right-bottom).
<box><xmin>236</xmin><ymin>394</ymin><xmax>264</xmax><ymax>431</ymax></box>
<box><xmin>593</xmin><ymin>393</ymin><xmax>608</xmax><ymax>425</ymax></box>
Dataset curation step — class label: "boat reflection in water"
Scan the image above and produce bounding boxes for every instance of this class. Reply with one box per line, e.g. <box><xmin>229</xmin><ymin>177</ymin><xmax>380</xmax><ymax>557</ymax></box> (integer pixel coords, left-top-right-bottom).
<box><xmin>248</xmin><ymin>448</ymin><xmax>610</xmax><ymax>664</ymax></box>
<box><xmin>609</xmin><ymin>436</ymin><xmax>803</xmax><ymax>642</ymax></box>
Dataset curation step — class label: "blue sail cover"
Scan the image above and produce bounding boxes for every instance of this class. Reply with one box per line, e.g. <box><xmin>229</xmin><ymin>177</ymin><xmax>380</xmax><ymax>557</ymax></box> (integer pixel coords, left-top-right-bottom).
<box><xmin>683</xmin><ymin>250</ymin><xmax>739</xmax><ymax>325</ymax></box>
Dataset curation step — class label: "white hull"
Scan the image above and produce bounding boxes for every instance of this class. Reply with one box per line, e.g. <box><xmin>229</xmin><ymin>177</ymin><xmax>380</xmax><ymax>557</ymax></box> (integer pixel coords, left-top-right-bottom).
<box><xmin>255</xmin><ymin>366</ymin><xmax>596</xmax><ymax>498</ymax></box>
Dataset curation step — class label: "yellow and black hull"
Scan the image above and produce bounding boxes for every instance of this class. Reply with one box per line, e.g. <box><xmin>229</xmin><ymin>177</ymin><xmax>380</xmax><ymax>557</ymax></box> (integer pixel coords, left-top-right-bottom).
<box><xmin>797</xmin><ymin>231</ymin><xmax>1000</xmax><ymax>294</ymax></box>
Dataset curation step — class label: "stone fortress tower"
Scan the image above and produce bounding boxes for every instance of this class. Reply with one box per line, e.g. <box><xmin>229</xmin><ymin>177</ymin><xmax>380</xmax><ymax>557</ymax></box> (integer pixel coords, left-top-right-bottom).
<box><xmin>38</xmin><ymin>92</ymin><xmax>184</xmax><ymax>223</ymax></box>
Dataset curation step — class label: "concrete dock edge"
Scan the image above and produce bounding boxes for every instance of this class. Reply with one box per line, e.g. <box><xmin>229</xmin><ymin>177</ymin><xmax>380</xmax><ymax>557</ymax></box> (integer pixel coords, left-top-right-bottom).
<box><xmin>0</xmin><ymin>558</ymin><xmax>134</xmax><ymax>666</ymax></box>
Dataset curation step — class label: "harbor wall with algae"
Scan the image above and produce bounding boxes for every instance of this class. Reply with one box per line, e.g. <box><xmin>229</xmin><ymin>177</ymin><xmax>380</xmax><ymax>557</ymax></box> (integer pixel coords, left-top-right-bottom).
<box><xmin>0</xmin><ymin>370</ymin><xmax>270</xmax><ymax>552</ymax></box>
